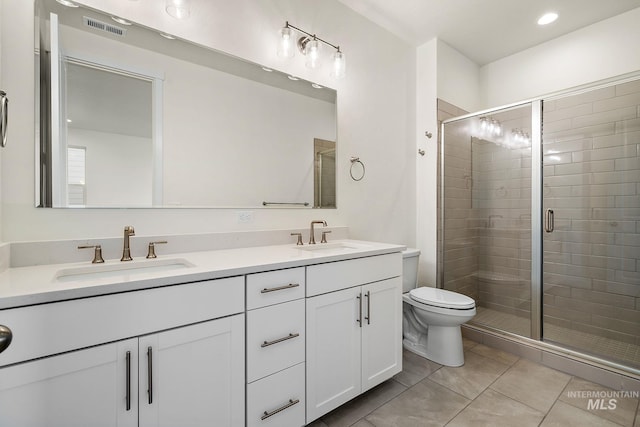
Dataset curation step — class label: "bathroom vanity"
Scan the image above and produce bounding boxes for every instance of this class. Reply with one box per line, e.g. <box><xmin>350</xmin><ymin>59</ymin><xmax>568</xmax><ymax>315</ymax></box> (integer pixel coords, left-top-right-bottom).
<box><xmin>0</xmin><ymin>239</ymin><xmax>403</xmax><ymax>427</ymax></box>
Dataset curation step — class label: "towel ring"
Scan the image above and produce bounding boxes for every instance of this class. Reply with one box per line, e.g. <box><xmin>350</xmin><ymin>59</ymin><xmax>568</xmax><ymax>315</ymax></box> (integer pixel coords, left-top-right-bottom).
<box><xmin>350</xmin><ymin>157</ymin><xmax>365</xmax><ymax>181</ymax></box>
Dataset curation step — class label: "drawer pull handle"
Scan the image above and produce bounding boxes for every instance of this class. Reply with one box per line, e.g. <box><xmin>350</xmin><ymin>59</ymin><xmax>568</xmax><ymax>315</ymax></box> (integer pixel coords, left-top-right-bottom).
<box><xmin>125</xmin><ymin>351</ymin><xmax>131</xmax><ymax>411</ymax></box>
<box><xmin>261</xmin><ymin>398</ymin><xmax>300</xmax><ymax>421</ymax></box>
<box><xmin>261</xmin><ymin>333</ymin><xmax>300</xmax><ymax>348</ymax></box>
<box><xmin>0</xmin><ymin>325</ymin><xmax>12</xmax><ymax>354</ymax></box>
<box><xmin>261</xmin><ymin>283</ymin><xmax>300</xmax><ymax>293</ymax></box>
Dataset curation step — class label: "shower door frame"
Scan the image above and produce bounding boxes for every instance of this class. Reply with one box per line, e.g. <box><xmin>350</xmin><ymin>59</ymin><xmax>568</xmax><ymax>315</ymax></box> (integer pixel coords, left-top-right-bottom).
<box><xmin>439</xmin><ymin>99</ymin><xmax>543</xmax><ymax>340</ymax></box>
<box><xmin>439</xmin><ymin>70</ymin><xmax>640</xmax><ymax>376</ymax></box>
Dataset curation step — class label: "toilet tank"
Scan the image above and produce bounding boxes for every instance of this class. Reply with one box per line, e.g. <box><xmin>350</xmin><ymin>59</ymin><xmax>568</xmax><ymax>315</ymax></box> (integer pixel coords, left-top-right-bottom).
<box><xmin>401</xmin><ymin>248</ymin><xmax>420</xmax><ymax>293</ymax></box>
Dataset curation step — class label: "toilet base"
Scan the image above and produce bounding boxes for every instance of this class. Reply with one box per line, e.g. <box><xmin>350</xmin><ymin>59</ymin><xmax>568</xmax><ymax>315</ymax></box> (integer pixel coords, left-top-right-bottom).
<box><xmin>402</xmin><ymin>324</ymin><xmax>465</xmax><ymax>367</ymax></box>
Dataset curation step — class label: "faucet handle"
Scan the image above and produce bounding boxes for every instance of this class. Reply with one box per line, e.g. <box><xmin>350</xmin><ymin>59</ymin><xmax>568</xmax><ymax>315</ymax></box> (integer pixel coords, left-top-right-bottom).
<box><xmin>146</xmin><ymin>241</ymin><xmax>168</xmax><ymax>259</ymax></box>
<box><xmin>290</xmin><ymin>233</ymin><xmax>303</xmax><ymax>246</ymax></box>
<box><xmin>78</xmin><ymin>245</ymin><xmax>105</xmax><ymax>264</ymax></box>
<box><xmin>321</xmin><ymin>230</ymin><xmax>332</xmax><ymax>243</ymax></box>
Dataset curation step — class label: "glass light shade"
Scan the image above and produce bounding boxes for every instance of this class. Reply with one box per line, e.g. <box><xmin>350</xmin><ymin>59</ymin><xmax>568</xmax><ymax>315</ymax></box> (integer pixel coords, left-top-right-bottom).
<box><xmin>166</xmin><ymin>0</ymin><xmax>190</xmax><ymax>19</ymax></box>
<box><xmin>277</xmin><ymin>27</ymin><xmax>295</xmax><ymax>58</ymax></box>
<box><xmin>331</xmin><ymin>50</ymin><xmax>346</xmax><ymax>79</ymax></box>
<box><xmin>305</xmin><ymin>38</ymin><xmax>321</xmax><ymax>69</ymax></box>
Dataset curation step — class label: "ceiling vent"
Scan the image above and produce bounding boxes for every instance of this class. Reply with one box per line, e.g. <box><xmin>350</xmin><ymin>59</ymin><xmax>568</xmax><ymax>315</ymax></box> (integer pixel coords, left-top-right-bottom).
<box><xmin>83</xmin><ymin>16</ymin><xmax>126</xmax><ymax>37</ymax></box>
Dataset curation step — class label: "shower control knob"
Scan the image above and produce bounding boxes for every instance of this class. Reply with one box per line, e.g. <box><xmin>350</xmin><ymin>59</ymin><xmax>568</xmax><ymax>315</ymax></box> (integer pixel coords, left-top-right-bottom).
<box><xmin>0</xmin><ymin>325</ymin><xmax>12</xmax><ymax>354</ymax></box>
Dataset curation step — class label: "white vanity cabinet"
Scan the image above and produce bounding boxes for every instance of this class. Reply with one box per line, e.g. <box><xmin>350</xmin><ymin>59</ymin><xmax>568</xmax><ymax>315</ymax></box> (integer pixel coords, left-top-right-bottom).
<box><xmin>305</xmin><ymin>254</ymin><xmax>403</xmax><ymax>423</ymax></box>
<box><xmin>245</xmin><ymin>267</ymin><xmax>306</xmax><ymax>427</ymax></box>
<box><xmin>0</xmin><ymin>277</ymin><xmax>245</xmax><ymax>427</ymax></box>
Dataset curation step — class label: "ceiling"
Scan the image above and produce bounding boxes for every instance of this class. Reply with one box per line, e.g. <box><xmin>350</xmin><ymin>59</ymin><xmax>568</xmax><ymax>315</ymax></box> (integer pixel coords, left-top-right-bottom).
<box><xmin>336</xmin><ymin>0</ymin><xmax>640</xmax><ymax>65</ymax></box>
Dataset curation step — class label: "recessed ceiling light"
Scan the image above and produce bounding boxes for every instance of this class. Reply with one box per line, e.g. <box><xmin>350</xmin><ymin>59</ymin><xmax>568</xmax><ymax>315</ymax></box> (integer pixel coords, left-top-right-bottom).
<box><xmin>537</xmin><ymin>12</ymin><xmax>558</xmax><ymax>26</ymax></box>
<box><xmin>159</xmin><ymin>32</ymin><xmax>176</xmax><ymax>40</ymax></box>
<box><xmin>66</xmin><ymin>119</ymin><xmax>72</xmax><ymax>123</ymax></box>
<box><xmin>287</xmin><ymin>75</ymin><xmax>299</xmax><ymax>81</ymax></box>
<box><xmin>261</xmin><ymin>67</ymin><xmax>273</xmax><ymax>72</ymax></box>
<box><xmin>56</xmin><ymin>0</ymin><xmax>79</xmax><ymax>7</ymax></box>
<box><xmin>311</xmin><ymin>83</ymin><xmax>323</xmax><ymax>89</ymax></box>
<box><xmin>111</xmin><ymin>16</ymin><xmax>132</xmax><ymax>26</ymax></box>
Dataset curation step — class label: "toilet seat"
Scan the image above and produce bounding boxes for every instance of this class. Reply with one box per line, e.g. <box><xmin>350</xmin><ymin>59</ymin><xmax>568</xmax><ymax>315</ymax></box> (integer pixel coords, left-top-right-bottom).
<box><xmin>409</xmin><ymin>287</ymin><xmax>475</xmax><ymax>310</ymax></box>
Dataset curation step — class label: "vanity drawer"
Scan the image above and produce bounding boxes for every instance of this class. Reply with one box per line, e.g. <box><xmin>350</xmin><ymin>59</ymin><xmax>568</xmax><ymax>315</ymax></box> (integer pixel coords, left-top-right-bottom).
<box><xmin>306</xmin><ymin>253</ymin><xmax>402</xmax><ymax>297</ymax></box>
<box><xmin>247</xmin><ymin>299</ymin><xmax>305</xmax><ymax>383</ymax></box>
<box><xmin>247</xmin><ymin>362</ymin><xmax>305</xmax><ymax>427</ymax></box>
<box><xmin>0</xmin><ymin>277</ymin><xmax>244</xmax><ymax>367</ymax></box>
<box><xmin>246</xmin><ymin>267</ymin><xmax>305</xmax><ymax>310</ymax></box>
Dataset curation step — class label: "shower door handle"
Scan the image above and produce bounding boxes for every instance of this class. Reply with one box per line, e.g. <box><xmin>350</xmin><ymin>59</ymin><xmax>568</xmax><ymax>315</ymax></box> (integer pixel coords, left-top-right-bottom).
<box><xmin>0</xmin><ymin>91</ymin><xmax>7</xmax><ymax>147</ymax></box>
<box><xmin>544</xmin><ymin>209</ymin><xmax>554</xmax><ymax>233</ymax></box>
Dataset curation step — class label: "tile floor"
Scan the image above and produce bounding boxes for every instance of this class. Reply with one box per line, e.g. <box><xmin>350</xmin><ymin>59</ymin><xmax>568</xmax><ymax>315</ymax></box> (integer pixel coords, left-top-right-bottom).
<box><xmin>307</xmin><ymin>338</ymin><xmax>640</xmax><ymax>427</ymax></box>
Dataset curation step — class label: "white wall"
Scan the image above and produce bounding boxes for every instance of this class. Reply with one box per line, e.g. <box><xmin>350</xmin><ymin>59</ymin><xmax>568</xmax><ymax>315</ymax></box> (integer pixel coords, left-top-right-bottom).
<box><xmin>480</xmin><ymin>7</ymin><xmax>640</xmax><ymax>108</ymax></box>
<box><xmin>415</xmin><ymin>39</ymin><xmax>438</xmax><ymax>286</ymax></box>
<box><xmin>437</xmin><ymin>40</ymin><xmax>480</xmax><ymax>113</ymax></box>
<box><xmin>1</xmin><ymin>0</ymin><xmax>415</xmax><ymax>244</ymax></box>
<box><xmin>67</xmin><ymin>129</ymin><xmax>153</xmax><ymax>206</ymax></box>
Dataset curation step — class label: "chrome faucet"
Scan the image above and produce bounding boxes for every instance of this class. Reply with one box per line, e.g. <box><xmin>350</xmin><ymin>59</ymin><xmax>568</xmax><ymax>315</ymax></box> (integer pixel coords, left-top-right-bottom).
<box><xmin>121</xmin><ymin>226</ymin><xmax>135</xmax><ymax>261</ymax></box>
<box><xmin>309</xmin><ymin>220</ymin><xmax>327</xmax><ymax>244</ymax></box>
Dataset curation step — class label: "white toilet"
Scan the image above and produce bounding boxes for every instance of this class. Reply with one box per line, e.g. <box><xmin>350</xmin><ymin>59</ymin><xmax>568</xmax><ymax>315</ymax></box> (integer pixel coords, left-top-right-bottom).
<box><xmin>402</xmin><ymin>248</ymin><xmax>476</xmax><ymax>367</ymax></box>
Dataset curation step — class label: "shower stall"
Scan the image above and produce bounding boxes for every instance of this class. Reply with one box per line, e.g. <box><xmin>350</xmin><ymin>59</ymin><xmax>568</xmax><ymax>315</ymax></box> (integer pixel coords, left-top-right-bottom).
<box><xmin>440</xmin><ymin>75</ymin><xmax>640</xmax><ymax>375</ymax></box>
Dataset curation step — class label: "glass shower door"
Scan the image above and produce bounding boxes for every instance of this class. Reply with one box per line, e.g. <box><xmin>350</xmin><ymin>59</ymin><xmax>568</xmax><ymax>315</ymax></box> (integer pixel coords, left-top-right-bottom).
<box><xmin>541</xmin><ymin>79</ymin><xmax>640</xmax><ymax>368</ymax></box>
<box><xmin>441</xmin><ymin>103</ymin><xmax>534</xmax><ymax>337</ymax></box>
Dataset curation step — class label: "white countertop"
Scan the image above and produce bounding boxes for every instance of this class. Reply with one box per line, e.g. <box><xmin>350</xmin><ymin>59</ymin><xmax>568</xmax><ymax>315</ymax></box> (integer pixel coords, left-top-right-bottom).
<box><xmin>0</xmin><ymin>240</ymin><xmax>404</xmax><ymax>309</ymax></box>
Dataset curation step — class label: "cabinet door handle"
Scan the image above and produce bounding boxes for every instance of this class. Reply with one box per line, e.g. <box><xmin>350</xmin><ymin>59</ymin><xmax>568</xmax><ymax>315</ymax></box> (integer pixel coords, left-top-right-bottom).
<box><xmin>125</xmin><ymin>351</ymin><xmax>131</xmax><ymax>411</ymax></box>
<box><xmin>260</xmin><ymin>398</ymin><xmax>300</xmax><ymax>421</ymax></box>
<box><xmin>0</xmin><ymin>325</ymin><xmax>12</xmax><ymax>354</ymax></box>
<box><xmin>544</xmin><ymin>209</ymin><xmax>554</xmax><ymax>233</ymax></box>
<box><xmin>365</xmin><ymin>291</ymin><xmax>371</xmax><ymax>325</ymax></box>
<box><xmin>356</xmin><ymin>293</ymin><xmax>362</xmax><ymax>327</ymax></box>
<box><xmin>260</xmin><ymin>283</ymin><xmax>300</xmax><ymax>293</ymax></box>
<box><xmin>147</xmin><ymin>346</ymin><xmax>153</xmax><ymax>405</ymax></box>
<box><xmin>261</xmin><ymin>332</ymin><xmax>300</xmax><ymax>348</ymax></box>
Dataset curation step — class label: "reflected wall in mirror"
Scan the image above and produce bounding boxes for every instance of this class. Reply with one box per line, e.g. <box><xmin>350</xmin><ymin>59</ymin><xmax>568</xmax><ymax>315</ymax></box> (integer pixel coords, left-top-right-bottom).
<box><xmin>35</xmin><ymin>0</ymin><xmax>337</xmax><ymax>208</ymax></box>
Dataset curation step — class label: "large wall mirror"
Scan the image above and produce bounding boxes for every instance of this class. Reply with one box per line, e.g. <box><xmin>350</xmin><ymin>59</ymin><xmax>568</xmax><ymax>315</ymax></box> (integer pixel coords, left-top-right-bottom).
<box><xmin>35</xmin><ymin>0</ymin><xmax>337</xmax><ymax>208</ymax></box>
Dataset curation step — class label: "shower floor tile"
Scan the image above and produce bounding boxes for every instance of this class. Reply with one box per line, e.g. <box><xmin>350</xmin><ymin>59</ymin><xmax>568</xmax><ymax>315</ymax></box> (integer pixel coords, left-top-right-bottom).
<box><xmin>474</xmin><ymin>306</ymin><xmax>640</xmax><ymax>368</ymax></box>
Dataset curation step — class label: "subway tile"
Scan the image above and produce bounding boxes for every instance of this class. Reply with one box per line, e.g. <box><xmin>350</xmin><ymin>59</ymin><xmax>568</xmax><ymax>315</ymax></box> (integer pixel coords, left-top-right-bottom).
<box><xmin>616</xmin><ymin>195</ymin><xmax>640</xmax><ymax>208</ymax></box>
<box><xmin>594</xmin><ymin>92</ymin><xmax>640</xmax><ymax>113</ymax></box>
<box><xmin>593</xmin><ymin>130</ymin><xmax>640</xmax><ymax>149</ymax></box>
<box><xmin>570</xmin><ymin>219</ymin><xmax>637</xmax><ymax>233</ymax></box>
<box><xmin>570</xmin><ymin>287</ymin><xmax>637</xmax><ymax>309</ymax></box>
<box><xmin>572</xmin><ymin>107</ymin><xmax>637</xmax><ymax>129</ymax></box>
<box><xmin>591</xmin><ymin>314</ymin><xmax>640</xmax><ymax>337</ymax></box>
<box><xmin>592</xmin><ymin>169</ymin><xmax>640</xmax><ymax>185</ymax></box>
<box><xmin>573</xmin><ymin>144</ymin><xmax>638</xmax><ymax>162</ymax></box>
<box><xmin>592</xmin><ymin>280</ymin><xmax>640</xmax><ymax>298</ymax></box>
<box><xmin>555</xmin><ymin>86</ymin><xmax>616</xmax><ymax>110</ymax></box>
<box><xmin>570</xmin><ymin>254</ymin><xmax>637</xmax><ymax>271</ymax></box>
<box><xmin>554</xmin><ymin>159</ymin><xmax>615</xmax><ymax>175</ymax></box>
<box><xmin>617</xmin><ymin>117</ymin><xmax>640</xmax><ymax>133</ymax></box>
<box><xmin>616</xmin><ymin>79</ymin><xmax>640</xmax><ymax>97</ymax></box>
<box><xmin>544</xmin><ymin>138</ymin><xmax>594</xmax><ymax>154</ymax></box>
<box><xmin>544</xmin><ymin>122</ymin><xmax>616</xmax><ymax>143</ymax></box>
<box><xmin>570</xmin><ymin>183</ymin><xmax>637</xmax><ymax>197</ymax></box>
<box><xmin>544</xmin><ymin>103</ymin><xmax>594</xmax><ymax>123</ymax></box>
<box><xmin>615</xmin><ymin>157</ymin><xmax>640</xmax><ymax>171</ymax></box>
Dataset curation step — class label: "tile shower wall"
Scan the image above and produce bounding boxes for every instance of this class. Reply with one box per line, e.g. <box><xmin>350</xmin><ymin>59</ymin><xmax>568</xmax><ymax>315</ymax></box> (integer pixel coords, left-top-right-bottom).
<box><xmin>441</xmin><ymin>101</ymin><xmax>533</xmax><ymax>330</ymax></box>
<box><xmin>439</xmin><ymin>99</ymin><xmax>478</xmax><ymax>300</ymax></box>
<box><xmin>542</xmin><ymin>78</ymin><xmax>640</xmax><ymax>348</ymax></box>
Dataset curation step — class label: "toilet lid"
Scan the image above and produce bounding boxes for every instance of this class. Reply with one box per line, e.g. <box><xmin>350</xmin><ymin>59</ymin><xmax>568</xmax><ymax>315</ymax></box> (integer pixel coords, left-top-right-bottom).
<box><xmin>409</xmin><ymin>287</ymin><xmax>475</xmax><ymax>309</ymax></box>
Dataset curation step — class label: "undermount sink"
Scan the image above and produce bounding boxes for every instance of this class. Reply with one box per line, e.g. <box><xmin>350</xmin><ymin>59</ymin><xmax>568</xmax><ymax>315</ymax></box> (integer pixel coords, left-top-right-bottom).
<box><xmin>297</xmin><ymin>242</ymin><xmax>371</xmax><ymax>253</ymax></box>
<box><xmin>55</xmin><ymin>258</ymin><xmax>195</xmax><ymax>282</ymax></box>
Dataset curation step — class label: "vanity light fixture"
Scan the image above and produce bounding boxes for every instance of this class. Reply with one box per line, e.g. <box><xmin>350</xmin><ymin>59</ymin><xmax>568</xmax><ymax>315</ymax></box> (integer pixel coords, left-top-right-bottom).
<box><xmin>55</xmin><ymin>0</ymin><xmax>79</xmax><ymax>7</ymax></box>
<box><xmin>278</xmin><ymin>21</ymin><xmax>346</xmax><ymax>79</ymax></box>
<box><xmin>165</xmin><ymin>0</ymin><xmax>191</xmax><ymax>19</ymax></box>
<box><xmin>537</xmin><ymin>12</ymin><xmax>558</xmax><ymax>26</ymax></box>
